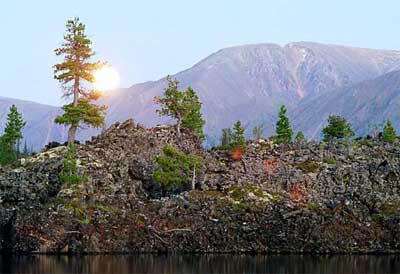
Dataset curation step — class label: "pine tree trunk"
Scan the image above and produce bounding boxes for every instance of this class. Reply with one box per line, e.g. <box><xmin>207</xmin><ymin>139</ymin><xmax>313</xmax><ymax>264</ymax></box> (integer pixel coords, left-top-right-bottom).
<box><xmin>176</xmin><ymin>116</ymin><xmax>182</xmax><ymax>139</ymax></box>
<box><xmin>177</xmin><ymin>122</ymin><xmax>181</xmax><ymax>138</ymax></box>
<box><xmin>68</xmin><ymin>126</ymin><xmax>77</xmax><ymax>146</ymax></box>
<box><xmin>191</xmin><ymin>166</ymin><xmax>196</xmax><ymax>190</ymax></box>
<box><xmin>73</xmin><ymin>77</ymin><xmax>79</xmax><ymax>107</ymax></box>
<box><xmin>68</xmin><ymin>77</ymin><xmax>80</xmax><ymax>146</ymax></box>
<box><xmin>16</xmin><ymin>138</ymin><xmax>20</xmax><ymax>158</ymax></box>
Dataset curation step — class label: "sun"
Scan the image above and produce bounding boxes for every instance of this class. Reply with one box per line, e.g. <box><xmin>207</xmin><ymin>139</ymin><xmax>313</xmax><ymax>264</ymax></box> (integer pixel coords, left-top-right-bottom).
<box><xmin>93</xmin><ymin>66</ymin><xmax>120</xmax><ymax>91</ymax></box>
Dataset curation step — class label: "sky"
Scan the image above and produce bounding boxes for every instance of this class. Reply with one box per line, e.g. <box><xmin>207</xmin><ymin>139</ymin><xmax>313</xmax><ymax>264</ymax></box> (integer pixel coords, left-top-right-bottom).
<box><xmin>1</xmin><ymin>0</ymin><xmax>400</xmax><ymax>106</ymax></box>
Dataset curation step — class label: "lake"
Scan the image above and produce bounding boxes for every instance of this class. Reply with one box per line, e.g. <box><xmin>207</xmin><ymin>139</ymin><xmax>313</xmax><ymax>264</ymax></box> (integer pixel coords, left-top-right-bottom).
<box><xmin>0</xmin><ymin>254</ymin><xmax>399</xmax><ymax>273</ymax></box>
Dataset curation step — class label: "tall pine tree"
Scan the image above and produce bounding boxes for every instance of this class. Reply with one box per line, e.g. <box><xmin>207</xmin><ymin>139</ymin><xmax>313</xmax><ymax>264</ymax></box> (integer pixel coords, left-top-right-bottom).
<box><xmin>181</xmin><ymin>87</ymin><xmax>205</xmax><ymax>140</ymax></box>
<box><xmin>322</xmin><ymin>115</ymin><xmax>354</xmax><ymax>142</ymax></box>
<box><xmin>275</xmin><ymin>105</ymin><xmax>293</xmax><ymax>144</ymax></box>
<box><xmin>231</xmin><ymin>120</ymin><xmax>246</xmax><ymax>150</ymax></box>
<box><xmin>156</xmin><ymin>77</ymin><xmax>205</xmax><ymax>139</ymax></box>
<box><xmin>220</xmin><ymin>128</ymin><xmax>232</xmax><ymax>149</ymax></box>
<box><xmin>294</xmin><ymin>131</ymin><xmax>306</xmax><ymax>142</ymax></box>
<box><xmin>54</xmin><ymin>17</ymin><xmax>107</xmax><ymax>146</ymax></box>
<box><xmin>0</xmin><ymin>105</ymin><xmax>26</xmax><ymax>165</ymax></box>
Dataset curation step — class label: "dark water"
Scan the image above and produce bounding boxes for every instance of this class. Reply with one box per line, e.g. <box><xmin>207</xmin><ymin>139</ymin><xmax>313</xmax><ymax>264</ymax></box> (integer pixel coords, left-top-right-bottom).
<box><xmin>0</xmin><ymin>254</ymin><xmax>399</xmax><ymax>274</ymax></box>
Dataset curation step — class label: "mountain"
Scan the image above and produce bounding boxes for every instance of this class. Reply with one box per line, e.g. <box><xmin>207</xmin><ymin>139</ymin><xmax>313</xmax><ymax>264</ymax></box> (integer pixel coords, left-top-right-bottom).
<box><xmin>95</xmin><ymin>42</ymin><xmax>400</xmax><ymax>145</ymax></box>
<box><xmin>0</xmin><ymin>97</ymin><xmax>66</xmax><ymax>151</ymax></box>
<box><xmin>4</xmin><ymin>41</ymin><xmax>400</xmax><ymax>149</ymax></box>
<box><xmin>293</xmin><ymin>69</ymin><xmax>400</xmax><ymax>139</ymax></box>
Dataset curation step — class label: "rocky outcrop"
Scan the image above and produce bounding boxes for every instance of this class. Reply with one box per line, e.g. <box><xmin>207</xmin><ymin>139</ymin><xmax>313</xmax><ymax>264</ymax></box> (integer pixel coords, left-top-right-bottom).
<box><xmin>1</xmin><ymin>120</ymin><xmax>400</xmax><ymax>254</ymax></box>
<box><xmin>0</xmin><ymin>209</ymin><xmax>16</xmax><ymax>252</ymax></box>
<box><xmin>0</xmin><ymin>147</ymin><xmax>65</xmax><ymax>209</ymax></box>
<box><xmin>78</xmin><ymin>119</ymin><xmax>204</xmax><ymax>200</ymax></box>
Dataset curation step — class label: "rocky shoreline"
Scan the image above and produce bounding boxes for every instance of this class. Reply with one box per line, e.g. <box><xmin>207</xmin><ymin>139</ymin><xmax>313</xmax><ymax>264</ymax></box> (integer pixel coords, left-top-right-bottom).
<box><xmin>1</xmin><ymin>120</ymin><xmax>399</xmax><ymax>254</ymax></box>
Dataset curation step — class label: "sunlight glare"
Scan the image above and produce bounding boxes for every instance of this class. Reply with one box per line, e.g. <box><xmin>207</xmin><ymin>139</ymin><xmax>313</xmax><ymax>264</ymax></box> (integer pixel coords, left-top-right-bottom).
<box><xmin>94</xmin><ymin>66</ymin><xmax>120</xmax><ymax>91</ymax></box>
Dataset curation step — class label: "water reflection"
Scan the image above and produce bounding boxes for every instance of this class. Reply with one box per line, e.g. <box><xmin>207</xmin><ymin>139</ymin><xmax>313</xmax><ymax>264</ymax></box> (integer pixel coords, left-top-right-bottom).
<box><xmin>0</xmin><ymin>254</ymin><xmax>399</xmax><ymax>273</ymax></box>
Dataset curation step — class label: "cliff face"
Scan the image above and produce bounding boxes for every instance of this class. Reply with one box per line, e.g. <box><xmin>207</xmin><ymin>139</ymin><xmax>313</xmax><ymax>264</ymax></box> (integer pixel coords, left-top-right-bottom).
<box><xmin>0</xmin><ymin>121</ymin><xmax>400</xmax><ymax>254</ymax></box>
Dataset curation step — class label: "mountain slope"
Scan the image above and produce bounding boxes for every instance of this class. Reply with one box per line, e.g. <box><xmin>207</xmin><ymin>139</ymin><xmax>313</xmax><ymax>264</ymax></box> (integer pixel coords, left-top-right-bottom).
<box><xmin>293</xmin><ymin>70</ymin><xmax>400</xmax><ymax>139</ymax></box>
<box><xmin>4</xmin><ymin>41</ymin><xmax>400</xmax><ymax>149</ymax></box>
<box><xmin>0</xmin><ymin>97</ymin><xmax>66</xmax><ymax>151</ymax></box>
<box><xmin>95</xmin><ymin>42</ymin><xmax>400</xmax><ymax>144</ymax></box>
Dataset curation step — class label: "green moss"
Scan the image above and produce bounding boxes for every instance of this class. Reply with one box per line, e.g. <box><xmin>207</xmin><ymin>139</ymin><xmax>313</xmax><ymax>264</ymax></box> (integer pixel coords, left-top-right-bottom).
<box><xmin>188</xmin><ymin>190</ymin><xmax>224</xmax><ymax>200</ymax></box>
<box><xmin>205</xmin><ymin>190</ymin><xmax>224</xmax><ymax>196</ymax></box>
<box><xmin>371</xmin><ymin>203</ymin><xmax>400</xmax><ymax>222</ymax></box>
<box><xmin>342</xmin><ymin>173</ymin><xmax>351</xmax><ymax>184</ymax></box>
<box><xmin>306</xmin><ymin>202</ymin><xmax>321</xmax><ymax>211</ymax></box>
<box><xmin>78</xmin><ymin>216</ymin><xmax>91</xmax><ymax>225</ymax></box>
<box><xmin>353</xmin><ymin>138</ymin><xmax>373</xmax><ymax>148</ymax></box>
<box><xmin>338</xmin><ymin>140</ymin><xmax>351</xmax><ymax>147</ymax></box>
<box><xmin>94</xmin><ymin>204</ymin><xmax>119</xmax><ymax>214</ymax></box>
<box><xmin>323</xmin><ymin>157</ymin><xmax>336</xmax><ymax>165</ymax></box>
<box><xmin>226</xmin><ymin>185</ymin><xmax>280</xmax><ymax>213</ymax></box>
<box><xmin>228</xmin><ymin>185</ymin><xmax>267</xmax><ymax>201</ymax></box>
<box><xmin>53</xmin><ymin>197</ymin><xmax>119</xmax><ymax>225</ymax></box>
<box><xmin>297</xmin><ymin>160</ymin><xmax>320</xmax><ymax>173</ymax></box>
<box><xmin>380</xmin><ymin>204</ymin><xmax>400</xmax><ymax>216</ymax></box>
<box><xmin>231</xmin><ymin>201</ymin><xmax>252</xmax><ymax>211</ymax></box>
<box><xmin>216</xmin><ymin>197</ymin><xmax>232</xmax><ymax>208</ymax></box>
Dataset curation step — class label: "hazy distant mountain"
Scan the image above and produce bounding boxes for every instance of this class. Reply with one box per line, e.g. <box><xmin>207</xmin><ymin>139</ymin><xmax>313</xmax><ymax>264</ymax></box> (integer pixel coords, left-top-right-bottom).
<box><xmin>95</xmin><ymin>42</ymin><xmax>400</xmax><ymax>145</ymax></box>
<box><xmin>293</xmin><ymin>69</ymin><xmax>400</xmax><ymax>139</ymax></box>
<box><xmin>0</xmin><ymin>97</ymin><xmax>66</xmax><ymax>151</ymax></box>
<box><xmin>4</xmin><ymin>42</ymin><xmax>400</xmax><ymax>149</ymax></box>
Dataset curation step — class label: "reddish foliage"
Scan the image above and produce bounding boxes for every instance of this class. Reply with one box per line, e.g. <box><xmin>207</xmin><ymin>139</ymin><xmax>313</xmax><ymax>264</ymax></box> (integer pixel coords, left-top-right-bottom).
<box><xmin>264</xmin><ymin>159</ymin><xmax>278</xmax><ymax>176</ymax></box>
<box><xmin>231</xmin><ymin>147</ymin><xmax>243</xmax><ymax>161</ymax></box>
<box><xmin>133</xmin><ymin>223</ymin><xmax>145</xmax><ymax>229</ymax></box>
<box><xmin>289</xmin><ymin>184</ymin><xmax>308</xmax><ymax>203</ymax></box>
<box><xmin>152</xmin><ymin>219</ymin><xmax>172</xmax><ymax>232</ymax></box>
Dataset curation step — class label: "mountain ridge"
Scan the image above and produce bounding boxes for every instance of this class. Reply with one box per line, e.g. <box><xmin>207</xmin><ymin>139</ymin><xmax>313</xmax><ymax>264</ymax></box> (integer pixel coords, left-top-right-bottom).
<box><xmin>2</xmin><ymin>41</ymin><xmax>400</xmax><ymax>149</ymax></box>
<box><xmin>96</xmin><ymin>41</ymin><xmax>400</xmax><ymax>145</ymax></box>
<box><xmin>293</xmin><ymin>69</ymin><xmax>400</xmax><ymax>139</ymax></box>
<box><xmin>0</xmin><ymin>96</ymin><xmax>66</xmax><ymax>150</ymax></box>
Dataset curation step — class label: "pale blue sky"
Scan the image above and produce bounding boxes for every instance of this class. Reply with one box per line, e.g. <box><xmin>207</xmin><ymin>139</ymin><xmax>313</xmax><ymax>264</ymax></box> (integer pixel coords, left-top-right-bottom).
<box><xmin>1</xmin><ymin>0</ymin><xmax>399</xmax><ymax>105</ymax></box>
